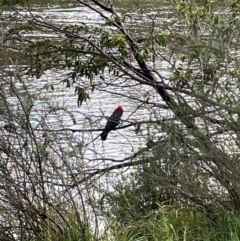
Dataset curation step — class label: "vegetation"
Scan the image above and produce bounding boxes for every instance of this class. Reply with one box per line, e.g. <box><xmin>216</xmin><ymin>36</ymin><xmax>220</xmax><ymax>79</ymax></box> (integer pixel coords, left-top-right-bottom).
<box><xmin>1</xmin><ymin>0</ymin><xmax>240</xmax><ymax>240</ymax></box>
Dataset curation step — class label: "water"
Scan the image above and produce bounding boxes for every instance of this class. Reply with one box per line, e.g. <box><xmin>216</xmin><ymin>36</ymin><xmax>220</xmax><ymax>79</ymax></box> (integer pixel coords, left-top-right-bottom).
<box><xmin>0</xmin><ymin>2</ymin><xmax>176</xmax><ymax>237</ymax></box>
<box><xmin>2</xmin><ymin>1</ymin><xmax>172</xmax><ymax>164</ymax></box>
<box><xmin>3</xmin><ymin>1</ymin><xmax>240</xmax><ymax>239</ymax></box>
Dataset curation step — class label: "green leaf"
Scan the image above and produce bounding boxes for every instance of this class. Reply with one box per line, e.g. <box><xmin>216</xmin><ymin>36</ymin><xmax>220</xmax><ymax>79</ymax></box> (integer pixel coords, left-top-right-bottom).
<box><xmin>75</xmin><ymin>86</ymin><xmax>90</xmax><ymax>107</ymax></box>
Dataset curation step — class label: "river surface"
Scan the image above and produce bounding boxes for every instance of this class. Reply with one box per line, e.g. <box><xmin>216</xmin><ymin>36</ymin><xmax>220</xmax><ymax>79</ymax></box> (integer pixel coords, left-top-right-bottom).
<box><xmin>2</xmin><ymin>1</ymin><xmax>239</xmax><ymax>238</ymax></box>
<box><xmin>2</xmin><ymin>0</ymin><xmax>174</xmax><ymax>167</ymax></box>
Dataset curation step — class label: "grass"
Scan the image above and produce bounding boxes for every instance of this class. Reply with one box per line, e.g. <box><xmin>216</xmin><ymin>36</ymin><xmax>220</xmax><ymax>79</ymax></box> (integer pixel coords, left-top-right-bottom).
<box><xmin>32</xmin><ymin>206</ymin><xmax>240</xmax><ymax>241</ymax></box>
<box><xmin>105</xmin><ymin>206</ymin><xmax>240</xmax><ymax>241</ymax></box>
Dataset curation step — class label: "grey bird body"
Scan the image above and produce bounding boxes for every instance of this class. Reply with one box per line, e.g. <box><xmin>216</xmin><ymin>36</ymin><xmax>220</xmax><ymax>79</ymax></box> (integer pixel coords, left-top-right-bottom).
<box><xmin>101</xmin><ymin>106</ymin><xmax>124</xmax><ymax>141</ymax></box>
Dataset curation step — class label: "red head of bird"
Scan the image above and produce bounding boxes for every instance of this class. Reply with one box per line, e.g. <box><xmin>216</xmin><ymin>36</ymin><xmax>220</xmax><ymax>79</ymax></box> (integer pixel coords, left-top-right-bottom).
<box><xmin>115</xmin><ymin>105</ymin><xmax>124</xmax><ymax>116</ymax></box>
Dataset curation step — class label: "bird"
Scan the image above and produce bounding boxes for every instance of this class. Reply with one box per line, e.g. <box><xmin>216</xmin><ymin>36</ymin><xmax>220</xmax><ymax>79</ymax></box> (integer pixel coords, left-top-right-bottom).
<box><xmin>101</xmin><ymin>105</ymin><xmax>124</xmax><ymax>141</ymax></box>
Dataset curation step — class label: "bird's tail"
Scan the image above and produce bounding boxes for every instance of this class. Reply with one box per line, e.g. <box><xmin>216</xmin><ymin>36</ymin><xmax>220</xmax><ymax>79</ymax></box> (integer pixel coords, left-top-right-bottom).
<box><xmin>101</xmin><ymin>131</ymin><xmax>108</xmax><ymax>141</ymax></box>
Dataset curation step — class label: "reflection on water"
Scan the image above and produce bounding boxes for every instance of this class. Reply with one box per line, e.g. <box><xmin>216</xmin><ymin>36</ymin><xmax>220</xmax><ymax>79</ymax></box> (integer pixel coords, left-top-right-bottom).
<box><xmin>2</xmin><ymin>1</ymin><xmax>172</xmax><ymax>164</ymax></box>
